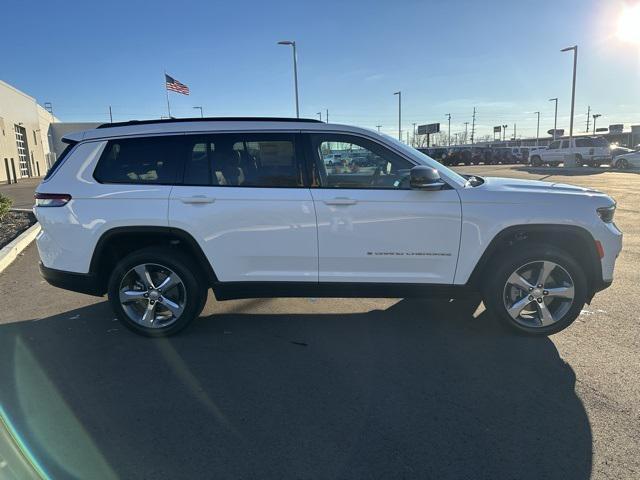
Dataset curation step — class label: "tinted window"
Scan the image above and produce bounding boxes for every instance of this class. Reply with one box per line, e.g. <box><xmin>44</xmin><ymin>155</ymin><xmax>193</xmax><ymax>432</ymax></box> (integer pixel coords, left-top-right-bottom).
<box><xmin>548</xmin><ymin>141</ymin><xmax>560</xmax><ymax>150</ymax></box>
<box><xmin>94</xmin><ymin>136</ymin><xmax>181</xmax><ymax>184</ymax></box>
<box><xmin>44</xmin><ymin>142</ymin><xmax>77</xmax><ymax>180</ymax></box>
<box><xmin>561</xmin><ymin>140</ymin><xmax>569</xmax><ymax>149</ymax></box>
<box><xmin>310</xmin><ymin>134</ymin><xmax>413</xmax><ymax>189</ymax></box>
<box><xmin>575</xmin><ymin>138</ymin><xmax>592</xmax><ymax>147</ymax></box>
<box><xmin>183</xmin><ymin>133</ymin><xmax>301</xmax><ymax>187</ymax></box>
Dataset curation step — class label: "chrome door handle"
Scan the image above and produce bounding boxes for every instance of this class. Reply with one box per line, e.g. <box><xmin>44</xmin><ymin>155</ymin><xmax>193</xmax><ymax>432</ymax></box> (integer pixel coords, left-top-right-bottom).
<box><xmin>323</xmin><ymin>197</ymin><xmax>357</xmax><ymax>206</ymax></box>
<box><xmin>180</xmin><ymin>195</ymin><xmax>215</xmax><ymax>204</ymax></box>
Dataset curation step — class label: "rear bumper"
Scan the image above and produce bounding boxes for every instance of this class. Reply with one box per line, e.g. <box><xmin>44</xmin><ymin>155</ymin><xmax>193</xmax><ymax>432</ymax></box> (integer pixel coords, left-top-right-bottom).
<box><xmin>39</xmin><ymin>262</ymin><xmax>104</xmax><ymax>297</ymax></box>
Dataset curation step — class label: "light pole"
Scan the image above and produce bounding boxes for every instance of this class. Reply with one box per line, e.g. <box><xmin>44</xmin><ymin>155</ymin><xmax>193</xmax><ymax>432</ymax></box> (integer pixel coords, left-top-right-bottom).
<box><xmin>412</xmin><ymin>123</ymin><xmax>417</xmax><ymax>146</ymax></box>
<box><xmin>561</xmin><ymin>45</ymin><xmax>578</xmax><ymax>144</ymax></box>
<box><xmin>592</xmin><ymin>114</ymin><xmax>601</xmax><ymax>134</ymax></box>
<box><xmin>446</xmin><ymin>113</ymin><xmax>451</xmax><ymax>146</ymax></box>
<box><xmin>376</xmin><ymin>125</ymin><xmax>382</xmax><ymax>133</ymax></box>
<box><xmin>278</xmin><ymin>40</ymin><xmax>299</xmax><ymax>118</ymax></box>
<box><xmin>317</xmin><ymin>111</ymin><xmax>322</xmax><ymax>121</ymax></box>
<box><xmin>192</xmin><ymin>106</ymin><xmax>203</xmax><ymax>118</ymax></box>
<box><xmin>393</xmin><ymin>91</ymin><xmax>401</xmax><ymax>141</ymax></box>
<box><xmin>549</xmin><ymin>98</ymin><xmax>558</xmax><ymax>140</ymax></box>
<box><xmin>502</xmin><ymin>124</ymin><xmax>508</xmax><ymax>141</ymax></box>
<box><xmin>534</xmin><ymin>111</ymin><xmax>540</xmax><ymax>146</ymax></box>
<box><xmin>464</xmin><ymin>122</ymin><xmax>469</xmax><ymax>144</ymax></box>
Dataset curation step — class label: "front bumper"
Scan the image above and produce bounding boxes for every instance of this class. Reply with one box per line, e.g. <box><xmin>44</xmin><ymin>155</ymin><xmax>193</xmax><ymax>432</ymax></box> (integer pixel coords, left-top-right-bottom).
<box><xmin>39</xmin><ymin>262</ymin><xmax>104</xmax><ymax>296</ymax></box>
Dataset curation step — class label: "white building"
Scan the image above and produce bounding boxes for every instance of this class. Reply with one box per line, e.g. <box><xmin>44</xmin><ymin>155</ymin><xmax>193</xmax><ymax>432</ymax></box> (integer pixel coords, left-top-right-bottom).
<box><xmin>0</xmin><ymin>79</ymin><xmax>58</xmax><ymax>184</ymax></box>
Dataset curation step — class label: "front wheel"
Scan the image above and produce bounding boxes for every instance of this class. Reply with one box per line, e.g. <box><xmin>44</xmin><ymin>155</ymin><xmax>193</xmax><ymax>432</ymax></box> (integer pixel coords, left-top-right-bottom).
<box><xmin>108</xmin><ymin>247</ymin><xmax>207</xmax><ymax>336</ymax></box>
<box><xmin>531</xmin><ymin>155</ymin><xmax>542</xmax><ymax>167</ymax></box>
<box><xmin>616</xmin><ymin>158</ymin><xmax>629</xmax><ymax>170</ymax></box>
<box><xmin>482</xmin><ymin>245</ymin><xmax>587</xmax><ymax>336</ymax></box>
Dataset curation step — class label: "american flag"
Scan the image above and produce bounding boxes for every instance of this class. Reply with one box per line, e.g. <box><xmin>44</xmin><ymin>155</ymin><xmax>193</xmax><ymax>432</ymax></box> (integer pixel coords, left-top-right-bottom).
<box><xmin>165</xmin><ymin>74</ymin><xmax>190</xmax><ymax>95</ymax></box>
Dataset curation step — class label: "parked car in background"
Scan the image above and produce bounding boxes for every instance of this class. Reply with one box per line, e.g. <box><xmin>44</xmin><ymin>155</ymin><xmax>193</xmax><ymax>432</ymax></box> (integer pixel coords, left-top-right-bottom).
<box><xmin>529</xmin><ymin>137</ymin><xmax>610</xmax><ymax>167</ymax></box>
<box><xmin>609</xmin><ymin>145</ymin><xmax>634</xmax><ymax>162</ymax></box>
<box><xmin>612</xmin><ymin>149</ymin><xmax>640</xmax><ymax>169</ymax></box>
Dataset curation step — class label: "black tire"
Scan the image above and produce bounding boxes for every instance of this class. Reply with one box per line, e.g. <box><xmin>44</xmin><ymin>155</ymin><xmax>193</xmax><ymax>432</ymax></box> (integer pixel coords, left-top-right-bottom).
<box><xmin>531</xmin><ymin>155</ymin><xmax>542</xmax><ymax>167</ymax></box>
<box><xmin>482</xmin><ymin>244</ymin><xmax>587</xmax><ymax>336</ymax></box>
<box><xmin>107</xmin><ymin>247</ymin><xmax>207</xmax><ymax>337</ymax></box>
<box><xmin>575</xmin><ymin>154</ymin><xmax>583</xmax><ymax>167</ymax></box>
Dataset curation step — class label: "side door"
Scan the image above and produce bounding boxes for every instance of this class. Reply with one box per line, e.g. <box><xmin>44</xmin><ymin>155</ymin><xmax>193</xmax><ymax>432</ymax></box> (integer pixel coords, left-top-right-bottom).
<box><xmin>169</xmin><ymin>132</ymin><xmax>318</xmax><ymax>283</ymax></box>
<box><xmin>545</xmin><ymin>141</ymin><xmax>561</xmax><ymax>163</ymax></box>
<box><xmin>305</xmin><ymin>132</ymin><xmax>462</xmax><ymax>284</ymax></box>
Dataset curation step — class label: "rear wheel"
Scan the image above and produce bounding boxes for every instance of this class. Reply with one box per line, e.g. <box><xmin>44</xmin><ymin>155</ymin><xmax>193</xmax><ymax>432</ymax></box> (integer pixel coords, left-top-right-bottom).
<box><xmin>483</xmin><ymin>245</ymin><xmax>587</xmax><ymax>336</ymax></box>
<box><xmin>108</xmin><ymin>247</ymin><xmax>207</xmax><ymax>336</ymax></box>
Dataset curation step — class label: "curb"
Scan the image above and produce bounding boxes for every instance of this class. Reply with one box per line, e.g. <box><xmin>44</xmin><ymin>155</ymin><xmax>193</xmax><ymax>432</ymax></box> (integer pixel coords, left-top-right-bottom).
<box><xmin>0</xmin><ymin>222</ymin><xmax>41</xmax><ymax>273</ymax></box>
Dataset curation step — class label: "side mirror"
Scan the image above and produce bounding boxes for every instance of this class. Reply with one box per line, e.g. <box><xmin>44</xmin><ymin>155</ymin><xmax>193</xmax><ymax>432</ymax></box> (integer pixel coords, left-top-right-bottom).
<box><xmin>410</xmin><ymin>166</ymin><xmax>445</xmax><ymax>191</ymax></box>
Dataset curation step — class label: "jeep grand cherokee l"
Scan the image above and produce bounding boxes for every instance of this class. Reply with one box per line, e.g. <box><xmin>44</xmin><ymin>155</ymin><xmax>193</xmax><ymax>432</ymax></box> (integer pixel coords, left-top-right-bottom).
<box><xmin>34</xmin><ymin>117</ymin><xmax>622</xmax><ymax>337</ymax></box>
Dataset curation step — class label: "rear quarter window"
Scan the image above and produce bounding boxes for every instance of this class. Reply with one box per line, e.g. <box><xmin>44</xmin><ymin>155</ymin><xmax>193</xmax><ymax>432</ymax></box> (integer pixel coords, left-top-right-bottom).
<box><xmin>93</xmin><ymin>136</ymin><xmax>182</xmax><ymax>184</ymax></box>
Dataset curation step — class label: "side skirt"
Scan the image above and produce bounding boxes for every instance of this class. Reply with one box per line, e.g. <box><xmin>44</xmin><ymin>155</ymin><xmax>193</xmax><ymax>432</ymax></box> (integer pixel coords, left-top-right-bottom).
<box><xmin>212</xmin><ymin>281</ymin><xmax>476</xmax><ymax>301</ymax></box>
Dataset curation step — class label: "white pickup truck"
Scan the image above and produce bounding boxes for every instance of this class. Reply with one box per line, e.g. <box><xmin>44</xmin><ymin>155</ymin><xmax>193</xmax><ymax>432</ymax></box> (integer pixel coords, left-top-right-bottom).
<box><xmin>530</xmin><ymin>137</ymin><xmax>610</xmax><ymax>167</ymax></box>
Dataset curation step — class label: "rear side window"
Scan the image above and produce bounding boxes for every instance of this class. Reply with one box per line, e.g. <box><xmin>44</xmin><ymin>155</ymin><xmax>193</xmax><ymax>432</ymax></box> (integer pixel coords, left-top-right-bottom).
<box><xmin>182</xmin><ymin>133</ymin><xmax>302</xmax><ymax>187</ymax></box>
<box><xmin>94</xmin><ymin>136</ymin><xmax>181</xmax><ymax>184</ymax></box>
<box><xmin>561</xmin><ymin>140</ymin><xmax>569</xmax><ymax>149</ymax></box>
<box><xmin>44</xmin><ymin>141</ymin><xmax>77</xmax><ymax>180</ymax></box>
<box><xmin>575</xmin><ymin>138</ymin><xmax>592</xmax><ymax>147</ymax></box>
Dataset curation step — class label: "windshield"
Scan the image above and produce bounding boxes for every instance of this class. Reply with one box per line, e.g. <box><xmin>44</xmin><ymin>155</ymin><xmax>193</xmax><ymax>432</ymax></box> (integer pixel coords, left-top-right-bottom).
<box><xmin>378</xmin><ymin>132</ymin><xmax>468</xmax><ymax>186</ymax></box>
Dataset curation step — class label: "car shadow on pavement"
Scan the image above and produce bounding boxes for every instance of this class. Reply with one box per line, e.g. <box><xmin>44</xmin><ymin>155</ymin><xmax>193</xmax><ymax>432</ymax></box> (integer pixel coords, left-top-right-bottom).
<box><xmin>0</xmin><ymin>298</ymin><xmax>591</xmax><ymax>480</ymax></box>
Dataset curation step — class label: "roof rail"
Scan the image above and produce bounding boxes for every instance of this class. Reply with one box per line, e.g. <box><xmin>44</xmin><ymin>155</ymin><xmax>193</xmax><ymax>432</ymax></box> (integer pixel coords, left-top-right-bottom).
<box><xmin>96</xmin><ymin>116</ymin><xmax>323</xmax><ymax>129</ymax></box>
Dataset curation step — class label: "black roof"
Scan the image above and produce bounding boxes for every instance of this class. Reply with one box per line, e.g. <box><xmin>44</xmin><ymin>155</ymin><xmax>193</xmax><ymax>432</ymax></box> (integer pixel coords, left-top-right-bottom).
<box><xmin>96</xmin><ymin>116</ymin><xmax>323</xmax><ymax>129</ymax></box>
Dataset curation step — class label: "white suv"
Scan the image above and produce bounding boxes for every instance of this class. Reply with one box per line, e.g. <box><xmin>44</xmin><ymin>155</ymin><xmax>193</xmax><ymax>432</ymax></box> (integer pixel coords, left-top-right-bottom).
<box><xmin>530</xmin><ymin>137</ymin><xmax>610</xmax><ymax>167</ymax></box>
<box><xmin>34</xmin><ymin>118</ymin><xmax>622</xmax><ymax>337</ymax></box>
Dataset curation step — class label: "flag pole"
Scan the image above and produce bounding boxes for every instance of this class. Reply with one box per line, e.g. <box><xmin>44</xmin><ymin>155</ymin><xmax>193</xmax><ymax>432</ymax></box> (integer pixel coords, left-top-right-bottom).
<box><xmin>164</xmin><ymin>70</ymin><xmax>172</xmax><ymax>118</ymax></box>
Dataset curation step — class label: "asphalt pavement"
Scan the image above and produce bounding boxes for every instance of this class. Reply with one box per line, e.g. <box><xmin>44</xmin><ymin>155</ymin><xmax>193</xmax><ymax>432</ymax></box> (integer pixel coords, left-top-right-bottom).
<box><xmin>0</xmin><ymin>165</ymin><xmax>638</xmax><ymax>479</ymax></box>
<box><xmin>0</xmin><ymin>177</ymin><xmax>40</xmax><ymax>209</ymax></box>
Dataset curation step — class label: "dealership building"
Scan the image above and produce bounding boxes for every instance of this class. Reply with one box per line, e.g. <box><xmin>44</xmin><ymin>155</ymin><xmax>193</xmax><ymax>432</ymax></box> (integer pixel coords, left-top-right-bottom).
<box><xmin>0</xmin><ymin>80</ymin><xmax>58</xmax><ymax>184</ymax></box>
<box><xmin>0</xmin><ymin>80</ymin><xmax>99</xmax><ymax>185</ymax></box>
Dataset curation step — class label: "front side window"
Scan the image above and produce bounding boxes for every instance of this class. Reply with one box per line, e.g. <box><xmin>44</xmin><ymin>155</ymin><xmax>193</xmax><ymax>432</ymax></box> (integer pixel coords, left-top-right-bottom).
<box><xmin>183</xmin><ymin>133</ymin><xmax>301</xmax><ymax>187</ymax></box>
<box><xmin>548</xmin><ymin>141</ymin><xmax>560</xmax><ymax>150</ymax></box>
<box><xmin>94</xmin><ymin>136</ymin><xmax>181</xmax><ymax>184</ymax></box>
<box><xmin>310</xmin><ymin>134</ymin><xmax>413</xmax><ymax>189</ymax></box>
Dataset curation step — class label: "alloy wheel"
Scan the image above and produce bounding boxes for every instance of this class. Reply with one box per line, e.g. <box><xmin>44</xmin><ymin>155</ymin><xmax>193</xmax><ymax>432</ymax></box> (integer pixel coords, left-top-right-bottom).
<box><xmin>502</xmin><ymin>260</ymin><xmax>575</xmax><ymax>328</ymax></box>
<box><xmin>119</xmin><ymin>263</ymin><xmax>187</xmax><ymax>328</ymax></box>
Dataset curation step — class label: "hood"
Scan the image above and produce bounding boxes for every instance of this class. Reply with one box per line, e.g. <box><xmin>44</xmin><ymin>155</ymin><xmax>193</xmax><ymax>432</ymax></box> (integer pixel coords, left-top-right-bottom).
<box><xmin>479</xmin><ymin>176</ymin><xmax>604</xmax><ymax>196</ymax></box>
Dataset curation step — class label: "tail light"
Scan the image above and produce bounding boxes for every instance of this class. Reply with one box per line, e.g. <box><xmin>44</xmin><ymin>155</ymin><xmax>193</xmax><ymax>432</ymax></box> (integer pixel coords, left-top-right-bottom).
<box><xmin>34</xmin><ymin>193</ymin><xmax>72</xmax><ymax>207</ymax></box>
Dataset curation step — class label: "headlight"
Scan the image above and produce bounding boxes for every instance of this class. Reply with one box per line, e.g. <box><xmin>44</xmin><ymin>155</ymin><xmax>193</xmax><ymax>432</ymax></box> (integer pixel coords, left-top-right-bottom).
<box><xmin>597</xmin><ymin>204</ymin><xmax>616</xmax><ymax>223</ymax></box>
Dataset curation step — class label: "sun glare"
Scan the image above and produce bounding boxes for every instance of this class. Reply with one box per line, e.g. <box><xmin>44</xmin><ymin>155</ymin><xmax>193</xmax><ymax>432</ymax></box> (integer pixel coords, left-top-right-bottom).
<box><xmin>617</xmin><ymin>4</ymin><xmax>640</xmax><ymax>44</ymax></box>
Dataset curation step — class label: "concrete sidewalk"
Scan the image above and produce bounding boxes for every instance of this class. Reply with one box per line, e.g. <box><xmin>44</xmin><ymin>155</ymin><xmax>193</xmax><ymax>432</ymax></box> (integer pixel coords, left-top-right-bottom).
<box><xmin>0</xmin><ymin>177</ymin><xmax>40</xmax><ymax>209</ymax></box>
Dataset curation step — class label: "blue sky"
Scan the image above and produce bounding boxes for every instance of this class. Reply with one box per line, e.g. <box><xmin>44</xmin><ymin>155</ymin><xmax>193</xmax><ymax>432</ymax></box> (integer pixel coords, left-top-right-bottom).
<box><xmin>2</xmin><ymin>0</ymin><xmax>638</xmax><ymax>140</ymax></box>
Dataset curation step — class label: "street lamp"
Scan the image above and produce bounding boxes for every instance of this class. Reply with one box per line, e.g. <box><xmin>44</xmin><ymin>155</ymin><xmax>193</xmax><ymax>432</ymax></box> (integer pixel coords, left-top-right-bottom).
<box><xmin>502</xmin><ymin>124</ymin><xmax>508</xmax><ymax>141</ymax></box>
<box><xmin>192</xmin><ymin>106</ymin><xmax>203</xmax><ymax>118</ymax></box>
<box><xmin>393</xmin><ymin>91</ymin><xmax>401</xmax><ymax>141</ymax></box>
<box><xmin>534</xmin><ymin>111</ymin><xmax>540</xmax><ymax>146</ymax></box>
<box><xmin>317</xmin><ymin>111</ymin><xmax>322</xmax><ymax>121</ymax></box>
<box><xmin>278</xmin><ymin>40</ymin><xmax>299</xmax><ymax>118</ymax></box>
<box><xmin>549</xmin><ymin>98</ymin><xmax>558</xmax><ymax>140</ymax></box>
<box><xmin>592</xmin><ymin>114</ymin><xmax>601</xmax><ymax>135</ymax></box>
<box><xmin>561</xmin><ymin>45</ymin><xmax>578</xmax><ymax>144</ymax></box>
